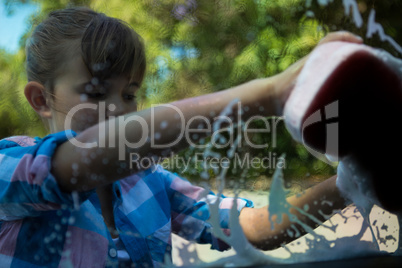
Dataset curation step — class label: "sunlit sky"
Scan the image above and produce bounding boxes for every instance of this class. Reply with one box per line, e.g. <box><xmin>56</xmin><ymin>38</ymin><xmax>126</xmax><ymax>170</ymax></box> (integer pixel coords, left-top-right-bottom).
<box><xmin>0</xmin><ymin>2</ymin><xmax>39</xmax><ymax>53</ymax></box>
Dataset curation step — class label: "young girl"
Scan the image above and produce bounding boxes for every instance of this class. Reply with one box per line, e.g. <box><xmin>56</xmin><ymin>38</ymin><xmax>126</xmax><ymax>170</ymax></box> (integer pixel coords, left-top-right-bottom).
<box><xmin>0</xmin><ymin>6</ymin><xmax>363</xmax><ymax>267</ymax></box>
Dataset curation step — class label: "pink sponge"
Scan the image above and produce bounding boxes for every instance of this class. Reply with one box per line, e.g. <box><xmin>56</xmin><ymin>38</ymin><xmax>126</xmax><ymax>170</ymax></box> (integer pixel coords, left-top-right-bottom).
<box><xmin>284</xmin><ymin>41</ymin><xmax>402</xmax><ymax>211</ymax></box>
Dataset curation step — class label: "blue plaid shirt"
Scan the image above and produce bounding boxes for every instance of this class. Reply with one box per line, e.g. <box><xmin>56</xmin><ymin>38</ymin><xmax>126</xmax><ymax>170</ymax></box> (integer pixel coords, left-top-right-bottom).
<box><xmin>0</xmin><ymin>131</ymin><xmax>253</xmax><ymax>267</ymax></box>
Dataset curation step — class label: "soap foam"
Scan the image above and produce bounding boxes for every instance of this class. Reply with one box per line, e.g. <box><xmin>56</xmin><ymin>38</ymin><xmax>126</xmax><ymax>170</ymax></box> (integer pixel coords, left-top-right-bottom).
<box><xmin>173</xmin><ymin>0</ymin><xmax>402</xmax><ymax>265</ymax></box>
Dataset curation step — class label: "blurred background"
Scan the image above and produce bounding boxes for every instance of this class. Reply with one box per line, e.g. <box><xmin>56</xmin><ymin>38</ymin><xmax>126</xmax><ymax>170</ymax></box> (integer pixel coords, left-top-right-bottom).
<box><xmin>1</xmin><ymin>0</ymin><xmax>401</xmax><ymax>187</ymax></box>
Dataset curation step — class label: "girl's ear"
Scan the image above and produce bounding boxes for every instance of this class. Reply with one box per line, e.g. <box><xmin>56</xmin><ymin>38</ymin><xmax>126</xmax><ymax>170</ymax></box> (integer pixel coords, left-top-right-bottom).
<box><xmin>24</xmin><ymin>81</ymin><xmax>52</xmax><ymax>119</ymax></box>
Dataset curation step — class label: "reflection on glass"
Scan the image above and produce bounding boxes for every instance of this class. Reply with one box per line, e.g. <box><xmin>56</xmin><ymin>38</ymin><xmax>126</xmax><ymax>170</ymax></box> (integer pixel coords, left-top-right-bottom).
<box><xmin>0</xmin><ymin>0</ymin><xmax>401</xmax><ymax>267</ymax></box>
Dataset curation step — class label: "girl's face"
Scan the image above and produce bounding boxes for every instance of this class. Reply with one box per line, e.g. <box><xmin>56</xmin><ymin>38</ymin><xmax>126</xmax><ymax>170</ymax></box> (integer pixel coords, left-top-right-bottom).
<box><xmin>47</xmin><ymin>53</ymin><xmax>141</xmax><ymax>134</ymax></box>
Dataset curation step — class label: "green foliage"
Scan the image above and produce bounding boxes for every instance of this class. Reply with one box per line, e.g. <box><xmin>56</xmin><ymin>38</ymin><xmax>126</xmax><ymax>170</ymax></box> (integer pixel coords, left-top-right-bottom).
<box><xmin>1</xmin><ymin>0</ymin><xmax>400</xmax><ymax>181</ymax></box>
<box><xmin>306</xmin><ymin>0</ymin><xmax>402</xmax><ymax>57</ymax></box>
<box><xmin>0</xmin><ymin>49</ymin><xmax>46</xmax><ymax>138</ymax></box>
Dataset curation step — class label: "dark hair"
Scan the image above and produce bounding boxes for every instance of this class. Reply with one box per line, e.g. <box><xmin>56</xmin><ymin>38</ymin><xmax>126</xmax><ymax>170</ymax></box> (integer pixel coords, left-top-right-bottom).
<box><xmin>26</xmin><ymin>6</ymin><xmax>146</xmax><ymax>92</ymax></box>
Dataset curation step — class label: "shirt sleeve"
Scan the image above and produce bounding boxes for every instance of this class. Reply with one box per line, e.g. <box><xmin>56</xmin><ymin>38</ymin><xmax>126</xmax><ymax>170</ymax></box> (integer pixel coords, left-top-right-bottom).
<box><xmin>158</xmin><ymin>166</ymin><xmax>254</xmax><ymax>251</ymax></box>
<box><xmin>0</xmin><ymin>131</ymin><xmax>96</xmax><ymax>221</ymax></box>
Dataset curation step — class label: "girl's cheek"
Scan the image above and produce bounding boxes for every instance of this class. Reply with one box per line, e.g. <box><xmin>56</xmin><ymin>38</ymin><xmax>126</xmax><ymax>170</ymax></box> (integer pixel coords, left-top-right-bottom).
<box><xmin>67</xmin><ymin>109</ymin><xmax>99</xmax><ymax>132</ymax></box>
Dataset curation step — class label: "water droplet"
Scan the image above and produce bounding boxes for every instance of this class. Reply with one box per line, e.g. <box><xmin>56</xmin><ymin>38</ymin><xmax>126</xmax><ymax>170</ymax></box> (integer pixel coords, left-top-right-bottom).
<box><xmin>68</xmin><ymin>216</ymin><xmax>76</xmax><ymax>225</ymax></box>
<box><xmin>306</xmin><ymin>10</ymin><xmax>315</xmax><ymax>17</ymax></box>
<box><xmin>200</xmin><ymin>171</ymin><xmax>209</xmax><ymax>179</ymax></box>
<box><xmin>109</xmin><ymin>248</ymin><xmax>117</xmax><ymax>258</ymax></box>
<box><xmin>85</xmin><ymin>84</ymin><xmax>93</xmax><ymax>93</ymax></box>
<box><xmin>91</xmin><ymin>77</ymin><xmax>99</xmax><ymax>85</ymax></box>
<box><xmin>66</xmin><ymin>231</ymin><xmax>72</xmax><ymax>238</ymax></box>
<box><xmin>160</xmin><ymin>120</ymin><xmax>168</xmax><ymax>129</ymax></box>
<box><xmin>80</xmin><ymin>94</ymin><xmax>88</xmax><ymax>102</ymax></box>
<box><xmin>108</xmin><ymin>104</ymin><xmax>116</xmax><ymax>111</ymax></box>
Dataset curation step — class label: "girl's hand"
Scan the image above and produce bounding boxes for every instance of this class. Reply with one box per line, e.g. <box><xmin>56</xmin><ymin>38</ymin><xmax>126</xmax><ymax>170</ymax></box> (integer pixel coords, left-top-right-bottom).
<box><xmin>272</xmin><ymin>31</ymin><xmax>364</xmax><ymax>115</ymax></box>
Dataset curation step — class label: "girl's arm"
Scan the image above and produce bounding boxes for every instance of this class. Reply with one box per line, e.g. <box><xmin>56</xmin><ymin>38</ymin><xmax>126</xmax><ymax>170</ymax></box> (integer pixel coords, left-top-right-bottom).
<box><xmin>239</xmin><ymin>175</ymin><xmax>346</xmax><ymax>250</ymax></box>
<box><xmin>52</xmin><ymin>31</ymin><xmax>363</xmax><ymax>192</ymax></box>
<box><xmin>52</xmin><ymin>76</ymin><xmax>291</xmax><ymax>192</ymax></box>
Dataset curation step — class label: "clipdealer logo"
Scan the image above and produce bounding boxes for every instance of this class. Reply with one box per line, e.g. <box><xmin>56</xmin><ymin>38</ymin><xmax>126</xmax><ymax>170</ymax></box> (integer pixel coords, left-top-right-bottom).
<box><xmin>64</xmin><ymin>101</ymin><xmax>284</xmax><ymax>163</ymax></box>
<box><xmin>301</xmin><ymin>100</ymin><xmax>339</xmax><ymax>165</ymax></box>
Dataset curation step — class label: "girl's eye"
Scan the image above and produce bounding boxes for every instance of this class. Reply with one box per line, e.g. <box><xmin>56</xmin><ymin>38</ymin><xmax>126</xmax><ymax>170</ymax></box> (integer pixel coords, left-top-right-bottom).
<box><xmin>124</xmin><ymin>94</ymin><xmax>136</xmax><ymax>100</ymax></box>
<box><xmin>86</xmin><ymin>92</ymin><xmax>106</xmax><ymax>99</ymax></box>
<box><xmin>84</xmin><ymin>83</ymin><xmax>106</xmax><ymax>99</ymax></box>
